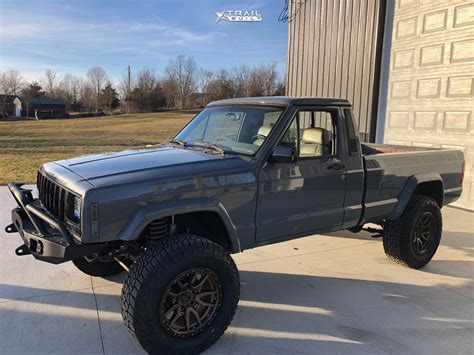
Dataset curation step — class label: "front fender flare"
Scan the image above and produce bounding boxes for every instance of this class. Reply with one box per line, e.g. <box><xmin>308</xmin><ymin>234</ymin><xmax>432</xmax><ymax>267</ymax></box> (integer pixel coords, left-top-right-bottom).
<box><xmin>116</xmin><ymin>198</ymin><xmax>241</xmax><ymax>253</ymax></box>
<box><xmin>388</xmin><ymin>173</ymin><xmax>444</xmax><ymax>220</ymax></box>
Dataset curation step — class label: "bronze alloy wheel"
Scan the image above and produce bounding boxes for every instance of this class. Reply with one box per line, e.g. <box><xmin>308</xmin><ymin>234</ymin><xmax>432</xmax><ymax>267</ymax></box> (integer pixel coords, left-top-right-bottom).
<box><xmin>122</xmin><ymin>235</ymin><xmax>240</xmax><ymax>354</ymax></box>
<box><xmin>412</xmin><ymin>211</ymin><xmax>436</xmax><ymax>256</ymax></box>
<box><xmin>159</xmin><ymin>267</ymin><xmax>222</xmax><ymax>338</ymax></box>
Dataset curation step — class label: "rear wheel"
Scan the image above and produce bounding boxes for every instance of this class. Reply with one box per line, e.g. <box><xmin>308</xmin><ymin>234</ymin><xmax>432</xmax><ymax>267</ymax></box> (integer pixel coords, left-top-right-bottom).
<box><xmin>73</xmin><ymin>256</ymin><xmax>124</xmax><ymax>277</ymax></box>
<box><xmin>121</xmin><ymin>234</ymin><xmax>239</xmax><ymax>355</ymax></box>
<box><xmin>383</xmin><ymin>195</ymin><xmax>442</xmax><ymax>269</ymax></box>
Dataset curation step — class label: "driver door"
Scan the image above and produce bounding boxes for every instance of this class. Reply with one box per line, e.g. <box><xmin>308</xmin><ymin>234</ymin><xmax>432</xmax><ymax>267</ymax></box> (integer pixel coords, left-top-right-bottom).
<box><xmin>256</xmin><ymin>108</ymin><xmax>347</xmax><ymax>242</ymax></box>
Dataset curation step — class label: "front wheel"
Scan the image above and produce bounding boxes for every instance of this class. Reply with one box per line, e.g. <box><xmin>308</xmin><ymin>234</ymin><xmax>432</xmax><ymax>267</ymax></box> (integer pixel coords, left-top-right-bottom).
<box><xmin>121</xmin><ymin>235</ymin><xmax>239</xmax><ymax>355</ymax></box>
<box><xmin>383</xmin><ymin>195</ymin><xmax>442</xmax><ymax>269</ymax></box>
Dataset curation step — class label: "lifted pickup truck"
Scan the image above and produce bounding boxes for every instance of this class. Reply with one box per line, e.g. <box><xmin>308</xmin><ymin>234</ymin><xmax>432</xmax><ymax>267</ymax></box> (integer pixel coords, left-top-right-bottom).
<box><xmin>6</xmin><ymin>97</ymin><xmax>464</xmax><ymax>354</ymax></box>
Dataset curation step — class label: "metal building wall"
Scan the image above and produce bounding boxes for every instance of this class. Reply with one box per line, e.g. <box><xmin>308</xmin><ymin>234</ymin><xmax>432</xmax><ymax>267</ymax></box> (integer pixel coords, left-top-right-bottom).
<box><xmin>286</xmin><ymin>0</ymin><xmax>386</xmax><ymax>142</ymax></box>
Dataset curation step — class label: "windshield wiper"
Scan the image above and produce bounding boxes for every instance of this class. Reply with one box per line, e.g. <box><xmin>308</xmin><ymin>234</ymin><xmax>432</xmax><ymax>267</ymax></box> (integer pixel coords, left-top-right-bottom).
<box><xmin>169</xmin><ymin>138</ymin><xmax>187</xmax><ymax>147</ymax></box>
<box><xmin>192</xmin><ymin>140</ymin><xmax>225</xmax><ymax>154</ymax></box>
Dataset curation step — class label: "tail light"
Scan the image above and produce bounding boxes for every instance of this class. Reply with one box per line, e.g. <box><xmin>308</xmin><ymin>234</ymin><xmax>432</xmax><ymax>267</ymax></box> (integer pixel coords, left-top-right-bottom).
<box><xmin>460</xmin><ymin>161</ymin><xmax>465</xmax><ymax>186</ymax></box>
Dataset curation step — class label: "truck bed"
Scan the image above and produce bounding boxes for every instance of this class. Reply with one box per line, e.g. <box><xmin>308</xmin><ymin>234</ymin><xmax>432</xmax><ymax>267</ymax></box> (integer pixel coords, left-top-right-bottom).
<box><xmin>360</xmin><ymin>143</ymin><xmax>464</xmax><ymax>224</ymax></box>
<box><xmin>362</xmin><ymin>143</ymin><xmax>437</xmax><ymax>155</ymax></box>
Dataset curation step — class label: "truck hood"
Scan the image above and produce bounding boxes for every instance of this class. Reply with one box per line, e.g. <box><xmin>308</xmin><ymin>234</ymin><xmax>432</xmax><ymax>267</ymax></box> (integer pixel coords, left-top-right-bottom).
<box><xmin>53</xmin><ymin>146</ymin><xmax>238</xmax><ymax>187</ymax></box>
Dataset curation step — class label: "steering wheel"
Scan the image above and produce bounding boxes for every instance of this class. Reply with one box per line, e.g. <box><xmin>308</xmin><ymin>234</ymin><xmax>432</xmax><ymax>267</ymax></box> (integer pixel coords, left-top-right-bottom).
<box><xmin>251</xmin><ymin>134</ymin><xmax>267</xmax><ymax>144</ymax></box>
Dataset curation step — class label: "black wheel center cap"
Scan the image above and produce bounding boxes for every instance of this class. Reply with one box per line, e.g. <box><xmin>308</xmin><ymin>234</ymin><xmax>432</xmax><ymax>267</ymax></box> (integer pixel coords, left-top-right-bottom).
<box><xmin>180</xmin><ymin>290</ymin><xmax>193</xmax><ymax>305</ymax></box>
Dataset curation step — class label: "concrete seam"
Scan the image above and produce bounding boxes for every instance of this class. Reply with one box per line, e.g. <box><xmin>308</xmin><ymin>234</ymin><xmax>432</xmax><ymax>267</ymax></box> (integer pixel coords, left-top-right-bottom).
<box><xmin>91</xmin><ymin>277</ymin><xmax>106</xmax><ymax>355</ymax></box>
<box><xmin>440</xmin><ymin>284</ymin><xmax>474</xmax><ymax>301</ymax></box>
<box><xmin>0</xmin><ymin>282</ymin><xmax>116</xmax><ymax>305</ymax></box>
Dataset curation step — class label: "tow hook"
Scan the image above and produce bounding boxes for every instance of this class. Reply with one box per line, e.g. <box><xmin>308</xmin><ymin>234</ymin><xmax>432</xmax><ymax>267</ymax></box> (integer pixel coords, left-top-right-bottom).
<box><xmin>5</xmin><ymin>223</ymin><xmax>17</xmax><ymax>233</ymax></box>
<box><xmin>15</xmin><ymin>244</ymin><xmax>31</xmax><ymax>256</ymax></box>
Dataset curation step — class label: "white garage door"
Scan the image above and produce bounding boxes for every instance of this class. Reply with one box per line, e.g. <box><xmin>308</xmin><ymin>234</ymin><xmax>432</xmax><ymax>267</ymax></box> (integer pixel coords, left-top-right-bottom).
<box><xmin>384</xmin><ymin>0</ymin><xmax>474</xmax><ymax>210</ymax></box>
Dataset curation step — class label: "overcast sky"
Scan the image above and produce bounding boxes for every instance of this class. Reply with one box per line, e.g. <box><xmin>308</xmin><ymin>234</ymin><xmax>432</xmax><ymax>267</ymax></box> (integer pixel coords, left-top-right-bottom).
<box><xmin>0</xmin><ymin>0</ymin><xmax>288</xmax><ymax>83</ymax></box>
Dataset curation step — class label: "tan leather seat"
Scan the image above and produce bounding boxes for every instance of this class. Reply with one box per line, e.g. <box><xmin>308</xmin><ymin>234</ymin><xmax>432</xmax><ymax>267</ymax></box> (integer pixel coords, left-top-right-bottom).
<box><xmin>300</xmin><ymin>127</ymin><xmax>329</xmax><ymax>156</ymax></box>
<box><xmin>253</xmin><ymin>126</ymin><xmax>271</xmax><ymax>146</ymax></box>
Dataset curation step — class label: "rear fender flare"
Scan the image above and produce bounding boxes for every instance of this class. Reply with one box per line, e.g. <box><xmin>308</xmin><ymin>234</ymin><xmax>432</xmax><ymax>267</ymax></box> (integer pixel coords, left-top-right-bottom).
<box><xmin>389</xmin><ymin>173</ymin><xmax>444</xmax><ymax>220</ymax></box>
<box><xmin>117</xmin><ymin>198</ymin><xmax>241</xmax><ymax>253</ymax></box>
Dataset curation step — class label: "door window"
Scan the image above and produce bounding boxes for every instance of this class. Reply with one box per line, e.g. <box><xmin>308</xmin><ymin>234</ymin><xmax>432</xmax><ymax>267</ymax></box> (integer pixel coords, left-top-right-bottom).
<box><xmin>279</xmin><ymin>110</ymin><xmax>337</xmax><ymax>158</ymax></box>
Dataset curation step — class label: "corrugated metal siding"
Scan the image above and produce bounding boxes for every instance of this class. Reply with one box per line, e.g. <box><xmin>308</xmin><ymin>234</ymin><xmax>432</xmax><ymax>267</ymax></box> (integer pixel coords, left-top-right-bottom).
<box><xmin>286</xmin><ymin>0</ymin><xmax>386</xmax><ymax>142</ymax></box>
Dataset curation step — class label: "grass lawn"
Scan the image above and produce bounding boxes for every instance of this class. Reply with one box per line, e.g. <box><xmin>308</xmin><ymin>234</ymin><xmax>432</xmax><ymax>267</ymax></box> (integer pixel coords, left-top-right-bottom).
<box><xmin>0</xmin><ymin>112</ymin><xmax>195</xmax><ymax>184</ymax></box>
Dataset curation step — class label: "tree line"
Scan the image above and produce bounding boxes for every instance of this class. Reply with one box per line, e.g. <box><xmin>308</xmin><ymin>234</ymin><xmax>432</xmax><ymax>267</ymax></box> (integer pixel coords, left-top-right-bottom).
<box><xmin>0</xmin><ymin>55</ymin><xmax>285</xmax><ymax>114</ymax></box>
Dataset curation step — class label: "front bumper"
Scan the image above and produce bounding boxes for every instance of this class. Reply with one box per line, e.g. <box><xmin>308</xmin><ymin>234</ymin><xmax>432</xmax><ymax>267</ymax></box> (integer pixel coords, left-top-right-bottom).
<box><xmin>6</xmin><ymin>183</ymin><xmax>107</xmax><ymax>264</ymax></box>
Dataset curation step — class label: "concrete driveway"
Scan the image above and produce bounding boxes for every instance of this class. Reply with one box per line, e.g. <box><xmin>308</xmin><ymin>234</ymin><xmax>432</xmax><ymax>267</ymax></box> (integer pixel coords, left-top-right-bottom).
<box><xmin>0</xmin><ymin>186</ymin><xmax>472</xmax><ymax>354</ymax></box>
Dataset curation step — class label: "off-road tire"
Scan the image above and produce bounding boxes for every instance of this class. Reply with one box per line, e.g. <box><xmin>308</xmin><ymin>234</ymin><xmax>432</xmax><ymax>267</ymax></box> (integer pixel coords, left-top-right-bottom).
<box><xmin>383</xmin><ymin>195</ymin><xmax>442</xmax><ymax>269</ymax></box>
<box><xmin>121</xmin><ymin>234</ymin><xmax>240</xmax><ymax>355</ymax></box>
<box><xmin>73</xmin><ymin>257</ymin><xmax>123</xmax><ymax>276</ymax></box>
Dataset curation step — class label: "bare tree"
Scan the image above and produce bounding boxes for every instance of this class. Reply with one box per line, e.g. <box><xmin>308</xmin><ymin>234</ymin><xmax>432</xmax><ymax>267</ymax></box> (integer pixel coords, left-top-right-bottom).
<box><xmin>233</xmin><ymin>65</ymin><xmax>251</xmax><ymax>97</ymax></box>
<box><xmin>57</xmin><ymin>74</ymin><xmax>81</xmax><ymax>109</ymax></box>
<box><xmin>273</xmin><ymin>80</ymin><xmax>286</xmax><ymax>96</ymax></box>
<box><xmin>87</xmin><ymin>67</ymin><xmax>107</xmax><ymax>111</ymax></box>
<box><xmin>260</xmin><ymin>62</ymin><xmax>278</xmax><ymax>95</ymax></box>
<box><xmin>0</xmin><ymin>72</ymin><xmax>9</xmax><ymax>95</ymax></box>
<box><xmin>5</xmin><ymin>69</ymin><xmax>23</xmax><ymax>95</ymax></box>
<box><xmin>162</xmin><ymin>77</ymin><xmax>179</xmax><ymax>109</ymax></box>
<box><xmin>196</xmin><ymin>69</ymin><xmax>214</xmax><ymax>106</ymax></box>
<box><xmin>80</xmin><ymin>83</ymin><xmax>96</xmax><ymax>112</ymax></box>
<box><xmin>232</xmin><ymin>63</ymin><xmax>279</xmax><ymax>98</ymax></box>
<box><xmin>0</xmin><ymin>61</ymin><xmax>283</xmax><ymax>113</ymax></box>
<box><xmin>197</xmin><ymin>69</ymin><xmax>213</xmax><ymax>92</ymax></box>
<box><xmin>0</xmin><ymin>72</ymin><xmax>8</xmax><ymax>114</ymax></box>
<box><xmin>75</xmin><ymin>77</ymin><xmax>86</xmax><ymax>110</ymax></box>
<box><xmin>70</xmin><ymin>75</ymin><xmax>82</xmax><ymax>108</ymax></box>
<box><xmin>0</xmin><ymin>70</ymin><xmax>22</xmax><ymax>117</ymax></box>
<box><xmin>43</xmin><ymin>69</ymin><xmax>59</xmax><ymax>96</ymax></box>
<box><xmin>206</xmin><ymin>70</ymin><xmax>235</xmax><ymax>101</ymax></box>
<box><xmin>165</xmin><ymin>55</ymin><xmax>197</xmax><ymax>109</ymax></box>
<box><xmin>60</xmin><ymin>74</ymin><xmax>73</xmax><ymax>96</ymax></box>
<box><xmin>129</xmin><ymin>68</ymin><xmax>166</xmax><ymax>112</ymax></box>
<box><xmin>119</xmin><ymin>67</ymin><xmax>135</xmax><ymax>113</ymax></box>
<box><xmin>134</xmin><ymin>68</ymin><xmax>156</xmax><ymax>111</ymax></box>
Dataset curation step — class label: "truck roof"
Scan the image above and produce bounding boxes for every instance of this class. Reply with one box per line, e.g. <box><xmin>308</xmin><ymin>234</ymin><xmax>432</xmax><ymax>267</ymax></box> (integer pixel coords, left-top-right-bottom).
<box><xmin>206</xmin><ymin>96</ymin><xmax>351</xmax><ymax>107</ymax></box>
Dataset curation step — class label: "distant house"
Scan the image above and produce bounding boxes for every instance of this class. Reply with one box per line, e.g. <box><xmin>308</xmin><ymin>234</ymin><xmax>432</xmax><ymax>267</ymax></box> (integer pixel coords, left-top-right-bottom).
<box><xmin>0</xmin><ymin>95</ymin><xmax>22</xmax><ymax>118</ymax></box>
<box><xmin>0</xmin><ymin>95</ymin><xmax>66</xmax><ymax>119</ymax></box>
<box><xmin>24</xmin><ymin>97</ymin><xmax>66</xmax><ymax>119</ymax></box>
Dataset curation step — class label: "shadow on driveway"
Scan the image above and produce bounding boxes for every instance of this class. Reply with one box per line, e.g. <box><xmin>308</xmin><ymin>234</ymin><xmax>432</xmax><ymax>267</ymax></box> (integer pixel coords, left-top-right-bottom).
<box><xmin>0</xmin><ymin>269</ymin><xmax>472</xmax><ymax>354</ymax></box>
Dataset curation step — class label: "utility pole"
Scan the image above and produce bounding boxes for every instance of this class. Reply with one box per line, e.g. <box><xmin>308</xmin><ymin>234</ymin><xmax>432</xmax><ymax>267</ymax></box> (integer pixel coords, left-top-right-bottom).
<box><xmin>127</xmin><ymin>65</ymin><xmax>131</xmax><ymax>114</ymax></box>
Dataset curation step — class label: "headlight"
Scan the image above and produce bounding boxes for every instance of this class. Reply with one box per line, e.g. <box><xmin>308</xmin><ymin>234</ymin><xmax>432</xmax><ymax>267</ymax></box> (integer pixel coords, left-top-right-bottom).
<box><xmin>65</xmin><ymin>194</ymin><xmax>81</xmax><ymax>224</ymax></box>
<box><xmin>73</xmin><ymin>196</ymin><xmax>81</xmax><ymax>220</ymax></box>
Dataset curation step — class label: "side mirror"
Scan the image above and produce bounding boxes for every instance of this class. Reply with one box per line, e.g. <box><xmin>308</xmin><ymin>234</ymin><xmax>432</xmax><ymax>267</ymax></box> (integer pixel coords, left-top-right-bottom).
<box><xmin>271</xmin><ymin>145</ymin><xmax>296</xmax><ymax>163</ymax></box>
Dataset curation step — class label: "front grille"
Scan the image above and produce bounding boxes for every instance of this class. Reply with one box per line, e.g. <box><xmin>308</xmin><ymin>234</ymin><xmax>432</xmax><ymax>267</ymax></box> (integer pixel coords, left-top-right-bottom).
<box><xmin>37</xmin><ymin>172</ymin><xmax>66</xmax><ymax>221</ymax></box>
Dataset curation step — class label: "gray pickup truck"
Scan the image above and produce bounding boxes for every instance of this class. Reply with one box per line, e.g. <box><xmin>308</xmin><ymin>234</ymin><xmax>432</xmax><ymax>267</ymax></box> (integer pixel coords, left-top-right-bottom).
<box><xmin>6</xmin><ymin>97</ymin><xmax>464</xmax><ymax>354</ymax></box>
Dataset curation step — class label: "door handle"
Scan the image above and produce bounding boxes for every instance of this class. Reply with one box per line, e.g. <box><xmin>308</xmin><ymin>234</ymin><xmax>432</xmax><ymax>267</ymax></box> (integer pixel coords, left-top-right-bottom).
<box><xmin>326</xmin><ymin>163</ymin><xmax>345</xmax><ymax>171</ymax></box>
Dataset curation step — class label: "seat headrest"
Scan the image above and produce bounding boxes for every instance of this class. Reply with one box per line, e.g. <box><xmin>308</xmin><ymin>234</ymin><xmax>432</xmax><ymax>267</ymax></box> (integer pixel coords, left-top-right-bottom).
<box><xmin>301</xmin><ymin>128</ymin><xmax>325</xmax><ymax>145</ymax></box>
<box><xmin>257</xmin><ymin>126</ymin><xmax>272</xmax><ymax>137</ymax></box>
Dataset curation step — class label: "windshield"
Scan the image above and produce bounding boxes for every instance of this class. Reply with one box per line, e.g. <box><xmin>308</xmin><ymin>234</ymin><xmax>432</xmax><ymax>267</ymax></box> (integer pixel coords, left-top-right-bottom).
<box><xmin>175</xmin><ymin>105</ymin><xmax>284</xmax><ymax>156</ymax></box>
